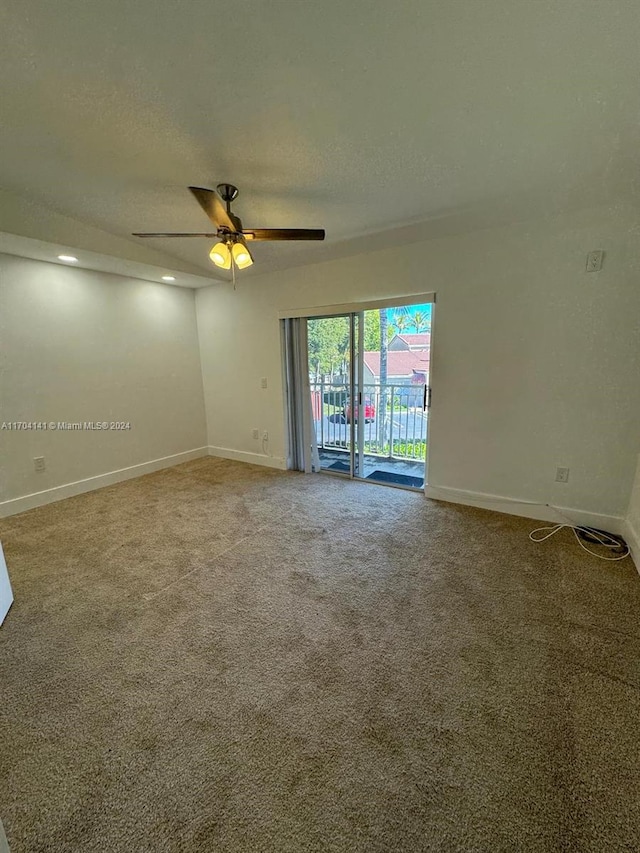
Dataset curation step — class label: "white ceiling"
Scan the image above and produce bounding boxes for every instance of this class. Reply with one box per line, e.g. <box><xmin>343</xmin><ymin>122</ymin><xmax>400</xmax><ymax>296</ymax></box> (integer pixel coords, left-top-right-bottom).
<box><xmin>1</xmin><ymin>0</ymin><xmax>640</xmax><ymax>280</ymax></box>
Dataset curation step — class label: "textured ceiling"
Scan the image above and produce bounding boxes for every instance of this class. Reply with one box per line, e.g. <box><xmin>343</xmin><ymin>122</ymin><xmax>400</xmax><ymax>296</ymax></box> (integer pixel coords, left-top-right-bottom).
<box><xmin>1</xmin><ymin>0</ymin><xmax>640</xmax><ymax>278</ymax></box>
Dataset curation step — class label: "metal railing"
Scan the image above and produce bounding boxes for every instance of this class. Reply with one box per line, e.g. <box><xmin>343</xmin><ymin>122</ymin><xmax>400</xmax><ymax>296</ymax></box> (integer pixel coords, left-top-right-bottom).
<box><xmin>310</xmin><ymin>382</ymin><xmax>428</xmax><ymax>460</ymax></box>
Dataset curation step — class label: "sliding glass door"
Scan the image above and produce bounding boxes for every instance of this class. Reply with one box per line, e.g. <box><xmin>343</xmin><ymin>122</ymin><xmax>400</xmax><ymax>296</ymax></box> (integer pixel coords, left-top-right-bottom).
<box><xmin>356</xmin><ymin>307</ymin><xmax>430</xmax><ymax>489</ymax></box>
<box><xmin>307</xmin><ymin>313</ymin><xmax>363</xmax><ymax>476</ymax></box>
<box><xmin>307</xmin><ymin>302</ymin><xmax>431</xmax><ymax>490</ymax></box>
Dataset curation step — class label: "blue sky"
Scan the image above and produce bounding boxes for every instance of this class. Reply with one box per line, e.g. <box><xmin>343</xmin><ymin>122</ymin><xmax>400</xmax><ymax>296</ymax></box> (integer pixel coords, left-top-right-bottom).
<box><xmin>388</xmin><ymin>303</ymin><xmax>432</xmax><ymax>327</ymax></box>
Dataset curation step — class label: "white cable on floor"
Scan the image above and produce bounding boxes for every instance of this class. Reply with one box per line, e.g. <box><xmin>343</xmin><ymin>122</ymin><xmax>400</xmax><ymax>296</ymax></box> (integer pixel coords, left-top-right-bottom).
<box><xmin>529</xmin><ymin>520</ymin><xmax>630</xmax><ymax>561</ymax></box>
<box><xmin>427</xmin><ymin>486</ymin><xmax>630</xmax><ymax>562</ymax></box>
<box><xmin>529</xmin><ymin>504</ymin><xmax>630</xmax><ymax>561</ymax></box>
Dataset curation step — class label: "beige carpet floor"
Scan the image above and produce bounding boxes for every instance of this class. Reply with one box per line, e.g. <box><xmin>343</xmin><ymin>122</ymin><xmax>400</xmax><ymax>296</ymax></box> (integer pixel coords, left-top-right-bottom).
<box><xmin>1</xmin><ymin>457</ymin><xmax>639</xmax><ymax>852</ymax></box>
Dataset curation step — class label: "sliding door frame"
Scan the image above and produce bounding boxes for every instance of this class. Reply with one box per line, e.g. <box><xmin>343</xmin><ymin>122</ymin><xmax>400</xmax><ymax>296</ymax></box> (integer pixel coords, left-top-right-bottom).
<box><xmin>283</xmin><ymin>293</ymin><xmax>436</xmax><ymax>492</ymax></box>
<box><xmin>355</xmin><ymin>311</ymin><xmax>365</xmax><ymax>480</ymax></box>
<box><xmin>278</xmin><ymin>293</ymin><xmax>435</xmax><ymax>322</ymax></box>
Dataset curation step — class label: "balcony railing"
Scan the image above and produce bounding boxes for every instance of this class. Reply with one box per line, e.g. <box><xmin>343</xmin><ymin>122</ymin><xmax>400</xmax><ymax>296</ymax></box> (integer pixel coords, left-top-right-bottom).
<box><xmin>310</xmin><ymin>382</ymin><xmax>428</xmax><ymax>461</ymax></box>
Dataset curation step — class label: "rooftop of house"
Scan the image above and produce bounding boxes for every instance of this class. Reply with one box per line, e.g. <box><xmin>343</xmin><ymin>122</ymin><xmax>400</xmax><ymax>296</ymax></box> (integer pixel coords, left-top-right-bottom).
<box><xmin>363</xmin><ymin>349</ymin><xmax>430</xmax><ymax>379</ymax></box>
<box><xmin>389</xmin><ymin>333</ymin><xmax>431</xmax><ymax>350</ymax></box>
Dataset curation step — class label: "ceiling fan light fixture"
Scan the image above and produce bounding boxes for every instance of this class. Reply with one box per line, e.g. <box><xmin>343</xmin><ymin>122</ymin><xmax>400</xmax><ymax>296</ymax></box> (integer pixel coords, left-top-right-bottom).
<box><xmin>133</xmin><ymin>185</ymin><xmax>325</xmax><ymax>272</ymax></box>
<box><xmin>231</xmin><ymin>241</ymin><xmax>253</xmax><ymax>270</ymax></box>
<box><xmin>209</xmin><ymin>241</ymin><xmax>231</xmax><ymax>269</ymax></box>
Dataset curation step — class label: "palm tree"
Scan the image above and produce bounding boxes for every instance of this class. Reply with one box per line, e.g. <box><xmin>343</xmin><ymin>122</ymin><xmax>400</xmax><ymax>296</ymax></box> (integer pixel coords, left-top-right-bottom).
<box><xmin>393</xmin><ymin>313</ymin><xmax>409</xmax><ymax>335</ymax></box>
<box><xmin>379</xmin><ymin>308</ymin><xmax>390</xmax><ymax>452</ymax></box>
<box><xmin>380</xmin><ymin>308</ymin><xmax>388</xmax><ymax>386</ymax></box>
<box><xmin>412</xmin><ymin>311</ymin><xmax>427</xmax><ymax>333</ymax></box>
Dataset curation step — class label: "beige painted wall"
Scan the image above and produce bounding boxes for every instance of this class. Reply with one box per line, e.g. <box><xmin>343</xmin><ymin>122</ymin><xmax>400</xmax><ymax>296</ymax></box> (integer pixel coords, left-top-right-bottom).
<box><xmin>0</xmin><ymin>253</ymin><xmax>207</xmax><ymax>506</ymax></box>
<box><xmin>625</xmin><ymin>452</ymin><xmax>640</xmax><ymax>561</ymax></box>
<box><xmin>196</xmin><ymin>203</ymin><xmax>640</xmax><ymax>522</ymax></box>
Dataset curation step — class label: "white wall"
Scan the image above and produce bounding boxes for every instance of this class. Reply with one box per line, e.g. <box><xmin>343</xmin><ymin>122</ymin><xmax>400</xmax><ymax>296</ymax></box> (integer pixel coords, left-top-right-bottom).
<box><xmin>196</xmin><ymin>203</ymin><xmax>640</xmax><ymax>526</ymax></box>
<box><xmin>625</xmin><ymin>453</ymin><xmax>640</xmax><ymax>567</ymax></box>
<box><xmin>0</xmin><ymin>253</ymin><xmax>207</xmax><ymax>511</ymax></box>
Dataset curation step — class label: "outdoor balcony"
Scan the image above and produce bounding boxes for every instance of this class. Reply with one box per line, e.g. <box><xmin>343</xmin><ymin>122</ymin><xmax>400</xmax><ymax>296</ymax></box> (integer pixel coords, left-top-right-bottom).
<box><xmin>311</xmin><ymin>381</ymin><xmax>428</xmax><ymax>489</ymax></box>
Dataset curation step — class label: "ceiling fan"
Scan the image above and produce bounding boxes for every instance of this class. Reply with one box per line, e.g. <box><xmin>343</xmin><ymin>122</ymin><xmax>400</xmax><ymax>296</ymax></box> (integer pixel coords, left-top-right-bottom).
<box><xmin>133</xmin><ymin>184</ymin><xmax>325</xmax><ymax>271</ymax></box>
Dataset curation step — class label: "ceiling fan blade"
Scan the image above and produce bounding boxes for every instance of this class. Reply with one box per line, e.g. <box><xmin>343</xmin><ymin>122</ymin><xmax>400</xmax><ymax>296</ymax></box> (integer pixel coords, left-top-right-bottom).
<box><xmin>189</xmin><ymin>186</ymin><xmax>236</xmax><ymax>231</ymax></box>
<box><xmin>242</xmin><ymin>228</ymin><xmax>325</xmax><ymax>241</ymax></box>
<box><xmin>132</xmin><ymin>232</ymin><xmax>219</xmax><ymax>238</ymax></box>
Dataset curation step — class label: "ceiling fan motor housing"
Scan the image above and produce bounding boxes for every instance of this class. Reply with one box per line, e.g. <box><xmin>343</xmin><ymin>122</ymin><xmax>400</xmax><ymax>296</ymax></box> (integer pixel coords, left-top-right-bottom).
<box><xmin>217</xmin><ymin>183</ymin><xmax>239</xmax><ymax>204</ymax></box>
<box><xmin>216</xmin><ymin>184</ymin><xmax>243</xmax><ymax>233</ymax></box>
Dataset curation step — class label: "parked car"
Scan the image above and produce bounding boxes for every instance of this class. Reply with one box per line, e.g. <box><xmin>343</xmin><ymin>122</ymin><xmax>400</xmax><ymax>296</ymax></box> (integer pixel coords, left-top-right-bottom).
<box><xmin>343</xmin><ymin>398</ymin><xmax>376</xmax><ymax>423</ymax></box>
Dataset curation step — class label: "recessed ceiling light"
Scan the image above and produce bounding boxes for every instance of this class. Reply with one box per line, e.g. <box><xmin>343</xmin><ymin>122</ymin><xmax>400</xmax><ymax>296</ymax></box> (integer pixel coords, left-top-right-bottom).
<box><xmin>161</xmin><ymin>275</ymin><xmax>176</xmax><ymax>282</ymax></box>
<box><xmin>57</xmin><ymin>254</ymin><xmax>78</xmax><ymax>263</ymax></box>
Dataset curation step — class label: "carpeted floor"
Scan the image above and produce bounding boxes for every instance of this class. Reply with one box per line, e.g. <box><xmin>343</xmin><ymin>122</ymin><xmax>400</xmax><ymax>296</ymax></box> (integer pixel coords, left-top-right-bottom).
<box><xmin>1</xmin><ymin>457</ymin><xmax>640</xmax><ymax>852</ymax></box>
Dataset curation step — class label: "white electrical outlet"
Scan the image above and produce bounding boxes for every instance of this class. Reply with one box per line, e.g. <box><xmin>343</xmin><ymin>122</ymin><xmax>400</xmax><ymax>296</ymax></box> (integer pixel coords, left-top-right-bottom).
<box><xmin>555</xmin><ymin>467</ymin><xmax>570</xmax><ymax>483</ymax></box>
<box><xmin>260</xmin><ymin>377</ymin><xmax>268</xmax><ymax>389</ymax></box>
<box><xmin>252</xmin><ymin>428</ymin><xmax>259</xmax><ymax>440</ymax></box>
<box><xmin>33</xmin><ymin>456</ymin><xmax>45</xmax><ymax>472</ymax></box>
<box><xmin>586</xmin><ymin>250</ymin><xmax>603</xmax><ymax>272</ymax></box>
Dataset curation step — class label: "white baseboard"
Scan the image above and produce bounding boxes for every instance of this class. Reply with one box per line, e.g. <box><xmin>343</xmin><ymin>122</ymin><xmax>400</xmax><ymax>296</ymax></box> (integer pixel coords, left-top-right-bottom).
<box><xmin>622</xmin><ymin>519</ymin><xmax>640</xmax><ymax>573</ymax></box>
<box><xmin>424</xmin><ymin>484</ymin><xmax>623</xmax><ymax>535</ymax></box>
<box><xmin>0</xmin><ymin>447</ymin><xmax>209</xmax><ymax>518</ymax></box>
<box><xmin>207</xmin><ymin>445</ymin><xmax>287</xmax><ymax>470</ymax></box>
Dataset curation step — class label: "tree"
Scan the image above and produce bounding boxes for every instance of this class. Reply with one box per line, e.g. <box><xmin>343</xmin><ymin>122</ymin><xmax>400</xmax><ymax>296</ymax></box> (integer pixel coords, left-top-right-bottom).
<box><xmin>412</xmin><ymin>310</ymin><xmax>427</xmax><ymax>333</ymax></box>
<box><xmin>393</xmin><ymin>313</ymin><xmax>409</xmax><ymax>335</ymax></box>
<box><xmin>363</xmin><ymin>310</ymin><xmax>393</xmax><ymax>351</ymax></box>
<box><xmin>379</xmin><ymin>308</ymin><xmax>390</xmax><ymax>451</ymax></box>
<box><xmin>307</xmin><ymin>317</ymin><xmax>349</xmax><ymax>379</ymax></box>
<box><xmin>380</xmin><ymin>309</ymin><xmax>388</xmax><ymax>386</ymax></box>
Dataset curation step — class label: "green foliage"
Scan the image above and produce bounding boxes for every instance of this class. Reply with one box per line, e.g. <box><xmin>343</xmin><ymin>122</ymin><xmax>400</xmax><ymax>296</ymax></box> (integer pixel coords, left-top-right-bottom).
<box><xmin>309</xmin><ymin>312</ymin><xmax>396</xmax><ymax>378</ymax></box>
<box><xmin>362</xmin><ymin>310</ymin><xmax>393</xmax><ymax>351</ymax></box>
<box><xmin>392</xmin><ymin>313</ymin><xmax>409</xmax><ymax>334</ymax></box>
<box><xmin>363</xmin><ymin>439</ymin><xmax>427</xmax><ymax>459</ymax></box>
<box><xmin>379</xmin><ymin>308</ymin><xmax>389</xmax><ymax>386</ymax></box>
<box><xmin>307</xmin><ymin>317</ymin><xmax>349</xmax><ymax>376</ymax></box>
<box><xmin>391</xmin><ymin>439</ymin><xmax>427</xmax><ymax>459</ymax></box>
<box><xmin>412</xmin><ymin>311</ymin><xmax>428</xmax><ymax>333</ymax></box>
